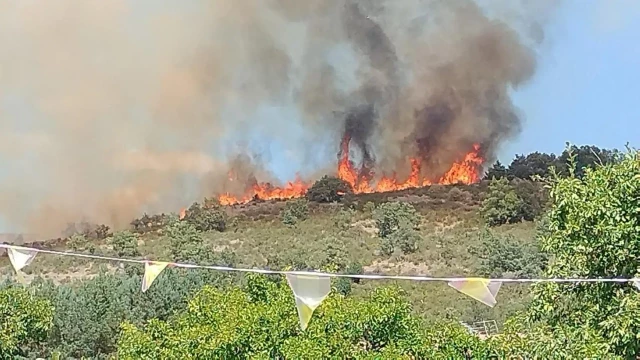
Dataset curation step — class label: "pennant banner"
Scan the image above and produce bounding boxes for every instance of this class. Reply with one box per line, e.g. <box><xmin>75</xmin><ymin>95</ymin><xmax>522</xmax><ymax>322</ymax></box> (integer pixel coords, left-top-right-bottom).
<box><xmin>141</xmin><ymin>261</ymin><xmax>169</xmax><ymax>292</ymax></box>
<box><xmin>7</xmin><ymin>246</ymin><xmax>37</xmax><ymax>273</ymax></box>
<box><xmin>448</xmin><ymin>278</ymin><xmax>501</xmax><ymax>307</ymax></box>
<box><xmin>286</xmin><ymin>273</ymin><xmax>331</xmax><ymax>330</ymax></box>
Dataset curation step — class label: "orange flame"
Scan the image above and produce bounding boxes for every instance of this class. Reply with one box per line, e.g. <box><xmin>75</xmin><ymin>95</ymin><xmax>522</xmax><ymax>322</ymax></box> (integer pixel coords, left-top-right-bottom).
<box><xmin>179</xmin><ymin>208</ymin><xmax>186</xmax><ymax>220</ymax></box>
<box><xmin>216</xmin><ymin>142</ymin><xmax>483</xmax><ymax>205</ymax></box>
<box><xmin>218</xmin><ymin>175</ymin><xmax>311</xmax><ymax>206</ymax></box>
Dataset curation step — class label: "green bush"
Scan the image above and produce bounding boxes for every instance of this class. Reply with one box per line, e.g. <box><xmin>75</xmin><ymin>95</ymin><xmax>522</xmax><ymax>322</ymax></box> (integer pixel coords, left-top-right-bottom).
<box><xmin>183</xmin><ymin>198</ymin><xmax>227</xmax><ymax>232</ymax></box>
<box><xmin>0</xmin><ymin>286</ymin><xmax>54</xmax><ymax>359</ymax></box>
<box><xmin>67</xmin><ymin>234</ymin><xmax>88</xmax><ymax>252</ymax></box>
<box><xmin>372</xmin><ymin>201</ymin><xmax>420</xmax><ymax>238</ymax></box>
<box><xmin>165</xmin><ymin>219</ymin><xmax>208</xmax><ymax>264</ymax></box>
<box><xmin>333</xmin><ymin>207</ymin><xmax>356</xmax><ymax>231</ymax></box>
<box><xmin>306</xmin><ymin>175</ymin><xmax>352</xmax><ymax>203</ymax></box>
<box><xmin>470</xmin><ymin>230</ymin><xmax>546</xmax><ymax>278</ymax></box>
<box><xmin>378</xmin><ymin>222</ymin><xmax>421</xmax><ymax>256</ymax></box>
<box><xmin>391</xmin><ymin>225</ymin><xmax>421</xmax><ymax>255</ymax></box>
<box><xmin>280</xmin><ymin>198</ymin><xmax>309</xmax><ymax>226</ymax></box>
<box><xmin>480</xmin><ymin>177</ymin><xmax>526</xmax><ymax>226</ymax></box>
<box><xmin>110</xmin><ymin>230</ymin><xmax>140</xmax><ymax>258</ymax></box>
<box><xmin>362</xmin><ymin>201</ymin><xmax>376</xmax><ymax>214</ymax></box>
<box><xmin>512</xmin><ymin>179</ymin><xmax>548</xmax><ymax>221</ymax></box>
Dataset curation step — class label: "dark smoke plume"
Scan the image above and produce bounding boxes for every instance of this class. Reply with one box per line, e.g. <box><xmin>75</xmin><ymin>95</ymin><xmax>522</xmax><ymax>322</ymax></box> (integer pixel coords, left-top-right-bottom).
<box><xmin>0</xmin><ymin>0</ymin><xmax>556</xmax><ymax>237</ymax></box>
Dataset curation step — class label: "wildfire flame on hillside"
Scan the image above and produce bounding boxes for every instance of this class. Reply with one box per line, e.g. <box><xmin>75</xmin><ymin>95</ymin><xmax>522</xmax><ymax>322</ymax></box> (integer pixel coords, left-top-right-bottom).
<box><xmin>216</xmin><ymin>138</ymin><xmax>483</xmax><ymax>206</ymax></box>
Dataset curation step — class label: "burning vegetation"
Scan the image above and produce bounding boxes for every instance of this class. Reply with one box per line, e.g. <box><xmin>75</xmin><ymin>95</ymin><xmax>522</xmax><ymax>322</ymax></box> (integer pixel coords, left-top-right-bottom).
<box><xmin>0</xmin><ymin>0</ymin><xmax>553</xmax><ymax>235</ymax></box>
<box><xmin>217</xmin><ymin>141</ymin><xmax>484</xmax><ymax>206</ymax></box>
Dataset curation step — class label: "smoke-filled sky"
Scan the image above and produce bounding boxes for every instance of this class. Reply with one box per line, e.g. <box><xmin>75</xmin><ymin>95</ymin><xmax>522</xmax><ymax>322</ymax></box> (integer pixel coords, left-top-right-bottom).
<box><xmin>0</xmin><ymin>0</ymin><xmax>637</xmax><ymax>235</ymax></box>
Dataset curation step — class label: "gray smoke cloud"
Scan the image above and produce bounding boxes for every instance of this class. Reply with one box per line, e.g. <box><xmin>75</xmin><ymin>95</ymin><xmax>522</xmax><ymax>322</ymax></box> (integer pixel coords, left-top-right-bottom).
<box><xmin>0</xmin><ymin>0</ymin><xmax>556</xmax><ymax>237</ymax></box>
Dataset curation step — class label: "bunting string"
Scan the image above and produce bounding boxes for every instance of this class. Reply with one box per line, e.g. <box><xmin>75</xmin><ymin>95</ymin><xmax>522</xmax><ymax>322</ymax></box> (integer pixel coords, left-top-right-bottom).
<box><xmin>1</xmin><ymin>243</ymin><xmax>639</xmax><ymax>284</ymax></box>
<box><xmin>2</xmin><ymin>242</ymin><xmax>639</xmax><ymax>329</ymax></box>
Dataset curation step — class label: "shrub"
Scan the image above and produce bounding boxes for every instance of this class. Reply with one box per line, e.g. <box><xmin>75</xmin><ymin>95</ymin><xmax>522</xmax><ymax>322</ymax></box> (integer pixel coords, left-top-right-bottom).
<box><xmin>165</xmin><ymin>219</ymin><xmax>208</xmax><ymax>264</ymax></box>
<box><xmin>110</xmin><ymin>230</ymin><xmax>140</xmax><ymax>258</ymax></box>
<box><xmin>377</xmin><ymin>221</ymin><xmax>421</xmax><ymax>256</ymax></box>
<box><xmin>67</xmin><ymin>234</ymin><xmax>88</xmax><ymax>252</ymax></box>
<box><xmin>0</xmin><ymin>286</ymin><xmax>54</xmax><ymax>359</ymax></box>
<box><xmin>470</xmin><ymin>230</ymin><xmax>546</xmax><ymax>277</ymax></box>
<box><xmin>380</xmin><ymin>237</ymin><xmax>396</xmax><ymax>256</ymax></box>
<box><xmin>512</xmin><ymin>179</ymin><xmax>549</xmax><ymax>221</ymax></box>
<box><xmin>130</xmin><ymin>213</ymin><xmax>171</xmax><ymax>234</ymax></box>
<box><xmin>183</xmin><ymin>198</ymin><xmax>227</xmax><ymax>232</ymax></box>
<box><xmin>306</xmin><ymin>175</ymin><xmax>352</xmax><ymax>203</ymax></box>
<box><xmin>333</xmin><ymin>207</ymin><xmax>355</xmax><ymax>231</ymax></box>
<box><xmin>62</xmin><ymin>221</ymin><xmax>111</xmax><ymax>240</ymax></box>
<box><xmin>480</xmin><ymin>177</ymin><xmax>526</xmax><ymax>226</ymax></box>
<box><xmin>280</xmin><ymin>198</ymin><xmax>309</xmax><ymax>226</ymax></box>
<box><xmin>447</xmin><ymin>186</ymin><xmax>473</xmax><ymax>203</ymax></box>
<box><xmin>391</xmin><ymin>225</ymin><xmax>421</xmax><ymax>255</ymax></box>
<box><xmin>363</xmin><ymin>201</ymin><xmax>376</xmax><ymax>214</ymax></box>
<box><xmin>373</xmin><ymin>201</ymin><xmax>420</xmax><ymax>238</ymax></box>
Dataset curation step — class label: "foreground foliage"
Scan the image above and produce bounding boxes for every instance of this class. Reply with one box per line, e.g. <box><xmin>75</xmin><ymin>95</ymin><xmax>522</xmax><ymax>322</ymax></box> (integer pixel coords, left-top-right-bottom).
<box><xmin>1</xmin><ymin>145</ymin><xmax>637</xmax><ymax>359</ymax></box>
<box><xmin>118</xmin><ymin>275</ymin><xmax>482</xmax><ymax>359</ymax></box>
<box><xmin>526</xmin><ymin>150</ymin><xmax>640</xmax><ymax>358</ymax></box>
<box><xmin>117</xmin><ymin>274</ymin><xmax>622</xmax><ymax>359</ymax></box>
<box><xmin>0</xmin><ymin>287</ymin><xmax>53</xmax><ymax>359</ymax></box>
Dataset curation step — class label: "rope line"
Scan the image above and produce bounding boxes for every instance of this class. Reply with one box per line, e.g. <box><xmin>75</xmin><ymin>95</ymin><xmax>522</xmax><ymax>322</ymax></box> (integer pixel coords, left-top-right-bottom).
<box><xmin>1</xmin><ymin>243</ymin><xmax>639</xmax><ymax>284</ymax></box>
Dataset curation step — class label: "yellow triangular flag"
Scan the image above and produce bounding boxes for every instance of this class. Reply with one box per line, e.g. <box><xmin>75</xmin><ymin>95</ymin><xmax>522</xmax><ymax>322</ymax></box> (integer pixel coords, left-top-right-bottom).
<box><xmin>285</xmin><ymin>273</ymin><xmax>331</xmax><ymax>330</ymax></box>
<box><xmin>141</xmin><ymin>261</ymin><xmax>169</xmax><ymax>292</ymax></box>
<box><xmin>448</xmin><ymin>278</ymin><xmax>501</xmax><ymax>307</ymax></box>
<box><xmin>7</xmin><ymin>246</ymin><xmax>37</xmax><ymax>273</ymax></box>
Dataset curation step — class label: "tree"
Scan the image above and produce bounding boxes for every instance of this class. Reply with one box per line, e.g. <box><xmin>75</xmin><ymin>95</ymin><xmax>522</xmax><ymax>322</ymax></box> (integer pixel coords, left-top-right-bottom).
<box><xmin>555</xmin><ymin>144</ymin><xmax>617</xmax><ymax>178</ymax></box>
<box><xmin>306</xmin><ymin>175</ymin><xmax>352</xmax><ymax>203</ymax></box>
<box><xmin>183</xmin><ymin>198</ymin><xmax>227</xmax><ymax>232</ymax></box>
<box><xmin>110</xmin><ymin>230</ymin><xmax>140</xmax><ymax>258</ymax></box>
<box><xmin>526</xmin><ymin>149</ymin><xmax>640</xmax><ymax>357</ymax></box>
<box><xmin>24</xmin><ymin>267</ymin><xmax>229</xmax><ymax>359</ymax></box>
<box><xmin>507</xmin><ymin>152</ymin><xmax>557</xmax><ymax>180</ymax></box>
<box><xmin>480</xmin><ymin>178</ymin><xmax>526</xmax><ymax>226</ymax></box>
<box><xmin>0</xmin><ymin>287</ymin><xmax>54</xmax><ymax>359</ymax></box>
<box><xmin>117</xmin><ymin>275</ymin><xmax>488</xmax><ymax>359</ymax></box>
<box><xmin>372</xmin><ymin>201</ymin><xmax>420</xmax><ymax>238</ymax></box>
<box><xmin>388</xmin><ymin>224</ymin><xmax>421</xmax><ymax>255</ymax></box>
<box><xmin>512</xmin><ymin>179</ymin><xmax>549</xmax><ymax>221</ymax></box>
<box><xmin>484</xmin><ymin>160</ymin><xmax>508</xmax><ymax>180</ymax></box>
<box><xmin>165</xmin><ymin>218</ymin><xmax>209</xmax><ymax>264</ymax></box>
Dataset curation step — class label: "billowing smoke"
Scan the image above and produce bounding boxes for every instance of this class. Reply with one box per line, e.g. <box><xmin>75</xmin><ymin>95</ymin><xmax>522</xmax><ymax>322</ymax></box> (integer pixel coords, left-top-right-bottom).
<box><xmin>0</xmin><ymin>0</ymin><xmax>556</xmax><ymax>237</ymax></box>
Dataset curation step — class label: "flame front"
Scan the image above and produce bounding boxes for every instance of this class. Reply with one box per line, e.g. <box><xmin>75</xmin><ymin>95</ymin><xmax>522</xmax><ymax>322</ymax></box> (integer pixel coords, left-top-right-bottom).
<box><xmin>215</xmin><ymin>140</ymin><xmax>483</xmax><ymax>205</ymax></box>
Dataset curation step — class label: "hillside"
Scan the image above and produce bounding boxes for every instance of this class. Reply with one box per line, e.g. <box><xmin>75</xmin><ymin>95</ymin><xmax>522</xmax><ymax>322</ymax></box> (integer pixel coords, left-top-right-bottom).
<box><xmin>1</xmin><ymin>181</ymin><xmax>540</xmax><ymax>323</ymax></box>
<box><xmin>1</xmin><ymin>145</ymin><xmax>638</xmax><ymax>359</ymax></box>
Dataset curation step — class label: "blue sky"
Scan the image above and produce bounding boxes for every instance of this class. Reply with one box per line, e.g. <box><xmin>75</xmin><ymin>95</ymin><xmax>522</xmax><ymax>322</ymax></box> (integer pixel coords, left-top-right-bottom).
<box><xmin>502</xmin><ymin>0</ymin><xmax>640</xmax><ymax>162</ymax></box>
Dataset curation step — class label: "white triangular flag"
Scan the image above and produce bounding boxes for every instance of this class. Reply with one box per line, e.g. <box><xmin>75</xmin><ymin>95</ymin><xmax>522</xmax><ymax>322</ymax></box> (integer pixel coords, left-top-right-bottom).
<box><xmin>448</xmin><ymin>278</ymin><xmax>502</xmax><ymax>307</ymax></box>
<box><xmin>7</xmin><ymin>246</ymin><xmax>37</xmax><ymax>273</ymax></box>
<box><xmin>632</xmin><ymin>279</ymin><xmax>640</xmax><ymax>291</ymax></box>
<box><xmin>141</xmin><ymin>261</ymin><xmax>169</xmax><ymax>292</ymax></box>
<box><xmin>487</xmin><ymin>280</ymin><xmax>502</xmax><ymax>298</ymax></box>
<box><xmin>285</xmin><ymin>273</ymin><xmax>331</xmax><ymax>330</ymax></box>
